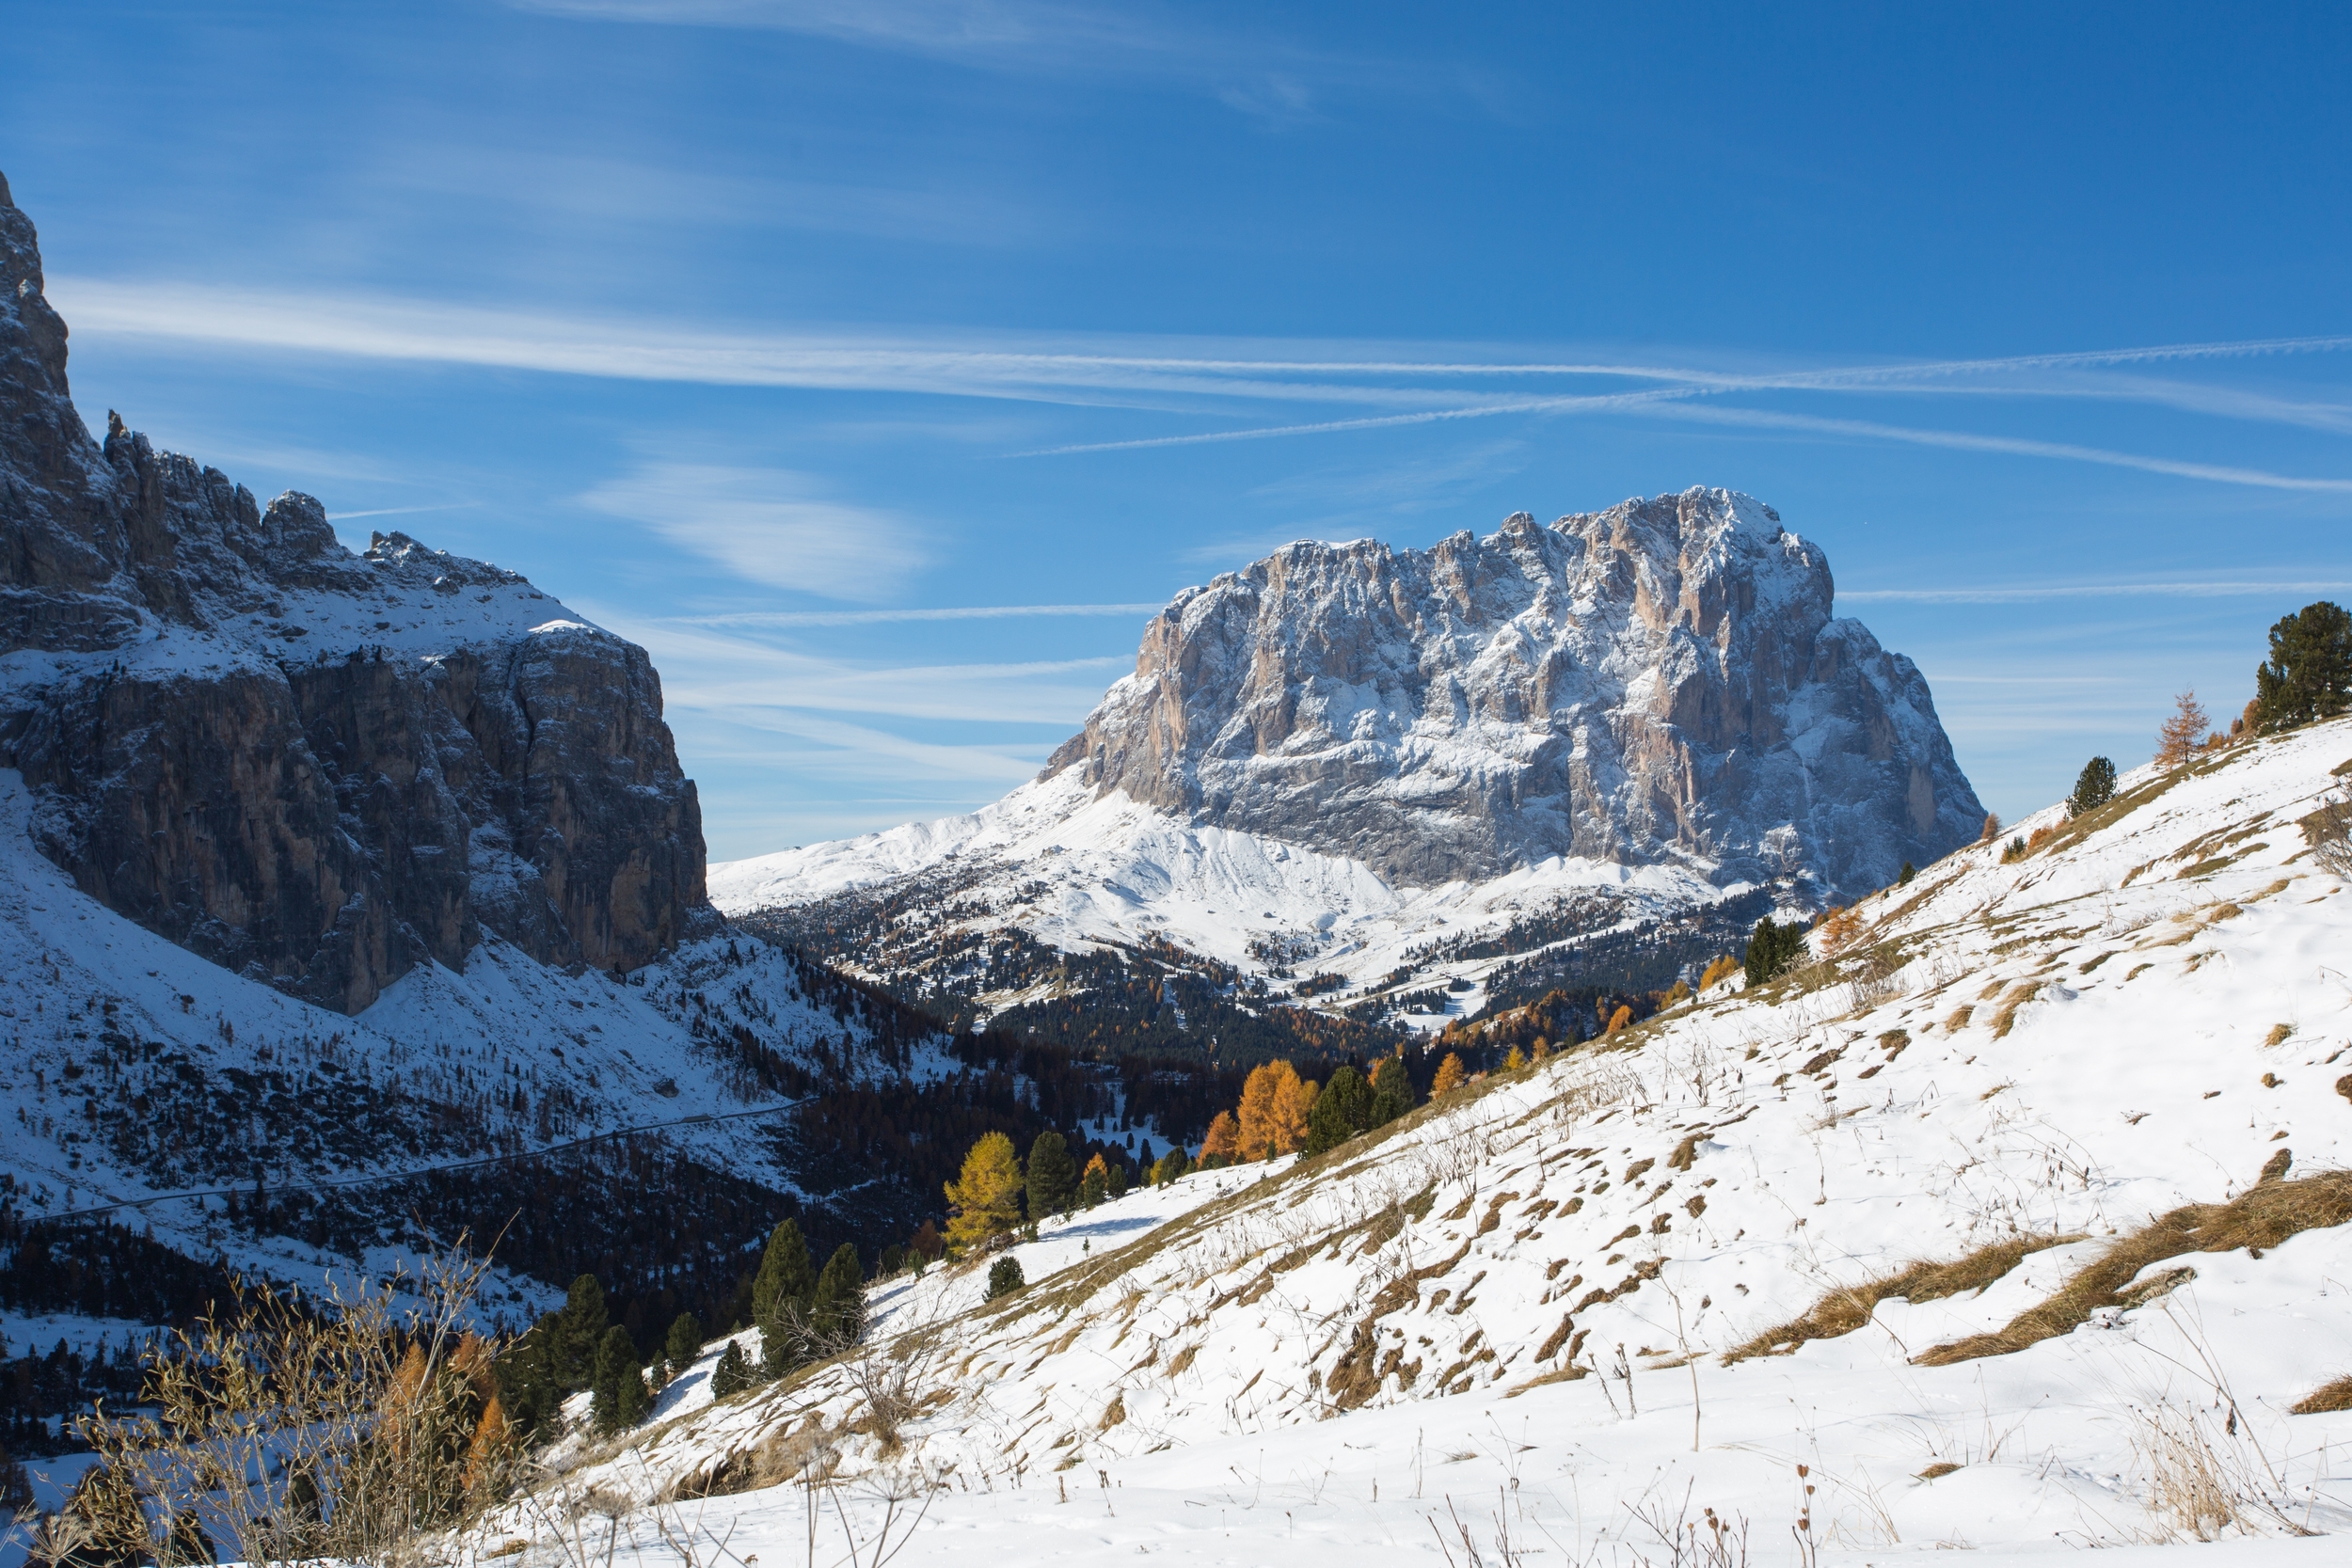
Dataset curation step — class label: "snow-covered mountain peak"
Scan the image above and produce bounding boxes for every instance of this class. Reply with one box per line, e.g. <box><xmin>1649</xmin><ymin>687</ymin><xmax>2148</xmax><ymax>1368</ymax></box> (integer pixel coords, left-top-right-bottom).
<box><xmin>717</xmin><ymin>488</ymin><xmax>1979</xmax><ymax>1023</ymax></box>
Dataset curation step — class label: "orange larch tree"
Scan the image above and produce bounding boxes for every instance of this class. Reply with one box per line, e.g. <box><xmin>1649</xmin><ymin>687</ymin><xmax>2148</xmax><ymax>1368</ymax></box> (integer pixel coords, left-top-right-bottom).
<box><xmin>2156</xmin><ymin>689</ymin><xmax>2210</xmax><ymax>767</ymax></box>
<box><xmin>1200</xmin><ymin>1110</ymin><xmax>1240</xmax><ymax>1162</ymax></box>
<box><xmin>1430</xmin><ymin>1053</ymin><xmax>1467</xmax><ymax>1097</ymax></box>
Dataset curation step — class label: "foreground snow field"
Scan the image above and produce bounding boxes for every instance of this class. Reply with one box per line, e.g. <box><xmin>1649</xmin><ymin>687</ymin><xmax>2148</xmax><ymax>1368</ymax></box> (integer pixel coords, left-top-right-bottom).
<box><xmin>504</xmin><ymin>718</ymin><xmax>2352</xmax><ymax>1564</ymax></box>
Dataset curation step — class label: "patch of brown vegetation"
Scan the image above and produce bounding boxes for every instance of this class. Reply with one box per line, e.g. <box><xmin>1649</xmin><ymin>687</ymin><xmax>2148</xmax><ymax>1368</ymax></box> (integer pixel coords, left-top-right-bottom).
<box><xmin>1724</xmin><ymin>1233</ymin><xmax>2085</xmax><ymax>1363</ymax></box>
<box><xmin>1915</xmin><ymin>1170</ymin><xmax>2352</xmax><ymax>1367</ymax></box>
<box><xmin>1504</xmin><ymin>1361</ymin><xmax>1589</xmax><ymax>1398</ymax></box>
<box><xmin>1988</xmin><ymin>982</ymin><xmax>2040</xmax><ymax>1039</ymax></box>
<box><xmin>1476</xmin><ymin>1191</ymin><xmax>1521</xmax><ymax>1236</ymax></box>
<box><xmin>1322</xmin><ymin>1240</ymin><xmax>1473</xmax><ymax>1411</ymax></box>
<box><xmin>2290</xmin><ymin>1375</ymin><xmax>2352</xmax><ymax>1415</ymax></box>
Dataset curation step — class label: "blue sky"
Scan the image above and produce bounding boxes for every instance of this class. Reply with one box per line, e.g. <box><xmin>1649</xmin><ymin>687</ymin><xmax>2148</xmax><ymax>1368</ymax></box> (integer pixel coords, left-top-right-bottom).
<box><xmin>8</xmin><ymin>2</ymin><xmax>2351</xmax><ymax>861</ymax></box>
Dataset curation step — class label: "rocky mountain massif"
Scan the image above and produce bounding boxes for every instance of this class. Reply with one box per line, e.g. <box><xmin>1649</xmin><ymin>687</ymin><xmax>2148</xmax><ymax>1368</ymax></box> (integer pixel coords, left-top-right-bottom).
<box><xmin>716</xmin><ymin>489</ymin><xmax>1983</xmax><ymax>1041</ymax></box>
<box><xmin>0</xmin><ymin>171</ymin><xmax>1136</xmax><ymax>1437</ymax></box>
<box><xmin>1054</xmin><ymin>489</ymin><xmax>1979</xmax><ymax>893</ymax></box>
<box><xmin>1</xmin><ymin>170</ymin><xmax>705</xmax><ymax>1015</ymax></box>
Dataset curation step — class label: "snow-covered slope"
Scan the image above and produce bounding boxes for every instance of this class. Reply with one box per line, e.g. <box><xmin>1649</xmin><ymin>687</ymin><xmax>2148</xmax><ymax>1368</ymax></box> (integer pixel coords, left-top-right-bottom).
<box><xmin>0</xmin><ymin>763</ymin><xmax>948</xmax><ymax>1342</ymax></box>
<box><xmin>713</xmin><ymin>767</ymin><xmax>1728</xmax><ymax>1021</ymax></box>
<box><xmin>546</xmin><ymin>716</ymin><xmax>2352</xmax><ymax>1562</ymax></box>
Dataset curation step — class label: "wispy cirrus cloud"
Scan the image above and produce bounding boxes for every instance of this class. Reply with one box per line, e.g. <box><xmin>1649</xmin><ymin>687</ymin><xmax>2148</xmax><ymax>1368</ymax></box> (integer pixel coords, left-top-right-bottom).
<box><xmin>504</xmin><ymin>0</ymin><xmax>1406</xmax><ymax>125</ymax></box>
<box><xmin>1648</xmin><ymin>404</ymin><xmax>2352</xmax><ymax>495</ymax></box>
<box><xmin>53</xmin><ymin>272</ymin><xmax>2352</xmax><ymax>495</ymax></box>
<box><xmin>580</xmin><ymin>461</ymin><xmax>929</xmax><ymax>601</ymax></box>
<box><xmin>666</xmin><ymin>602</ymin><xmax>1164</xmax><ymax>627</ymax></box>
<box><xmin>1841</xmin><ymin>578</ymin><xmax>2352</xmax><ymax>605</ymax></box>
<box><xmin>580</xmin><ymin>599</ymin><xmax>1127</xmax><ymax>728</ymax></box>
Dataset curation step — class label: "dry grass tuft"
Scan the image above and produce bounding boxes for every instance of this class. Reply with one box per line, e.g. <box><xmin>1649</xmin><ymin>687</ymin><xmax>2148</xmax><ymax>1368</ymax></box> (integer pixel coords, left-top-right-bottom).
<box><xmin>1988</xmin><ymin>982</ymin><xmax>2040</xmax><ymax>1039</ymax></box>
<box><xmin>2265</xmin><ymin>1022</ymin><xmax>2295</xmax><ymax>1048</ymax></box>
<box><xmin>2290</xmin><ymin>1375</ymin><xmax>2352</xmax><ymax>1415</ymax></box>
<box><xmin>1916</xmin><ymin>1170</ymin><xmax>2352</xmax><ymax>1367</ymax></box>
<box><xmin>1724</xmin><ymin>1233</ymin><xmax>2084</xmax><ymax>1362</ymax></box>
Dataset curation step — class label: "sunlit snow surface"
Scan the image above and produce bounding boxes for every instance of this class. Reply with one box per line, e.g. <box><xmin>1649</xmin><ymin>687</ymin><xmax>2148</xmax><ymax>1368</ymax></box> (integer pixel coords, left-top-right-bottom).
<box><xmin>542</xmin><ymin>720</ymin><xmax>2352</xmax><ymax>1564</ymax></box>
<box><xmin>710</xmin><ymin>768</ymin><xmax>1732</xmax><ymax>1010</ymax></box>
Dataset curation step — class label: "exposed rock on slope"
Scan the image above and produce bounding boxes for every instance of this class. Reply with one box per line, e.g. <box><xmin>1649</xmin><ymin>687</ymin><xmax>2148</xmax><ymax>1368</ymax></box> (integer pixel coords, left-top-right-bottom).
<box><xmin>0</xmin><ymin>170</ymin><xmax>704</xmax><ymax>1011</ymax></box>
<box><xmin>1050</xmin><ymin>490</ymin><xmax>1979</xmax><ymax>895</ymax></box>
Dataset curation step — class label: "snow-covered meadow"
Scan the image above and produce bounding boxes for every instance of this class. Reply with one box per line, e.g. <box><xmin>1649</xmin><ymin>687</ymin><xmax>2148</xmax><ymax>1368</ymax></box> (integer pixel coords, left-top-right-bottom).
<box><xmin>522</xmin><ymin>717</ymin><xmax>2352</xmax><ymax>1565</ymax></box>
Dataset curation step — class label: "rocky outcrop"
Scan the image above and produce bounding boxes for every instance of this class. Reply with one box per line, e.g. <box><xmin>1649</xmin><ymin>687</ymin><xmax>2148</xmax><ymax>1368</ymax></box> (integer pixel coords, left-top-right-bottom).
<box><xmin>1046</xmin><ymin>489</ymin><xmax>1981</xmax><ymax>898</ymax></box>
<box><xmin>0</xmin><ymin>169</ymin><xmax>707</xmax><ymax>1012</ymax></box>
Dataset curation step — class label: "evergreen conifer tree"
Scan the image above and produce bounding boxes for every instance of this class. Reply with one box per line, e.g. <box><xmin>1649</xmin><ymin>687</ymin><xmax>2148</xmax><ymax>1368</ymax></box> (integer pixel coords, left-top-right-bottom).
<box><xmin>984</xmin><ymin>1256</ymin><xmax>1025</xmax><ymax>1301</ymax></box>
<box><xmin>2254</xmin><ymin>600</ymin><xmax>2352</xmax><ymax>732</ymax></box>
<box><xmin>554</xmin><ymin>1275</ymin><xmax>608</xmax><ymax>1391</ymax></box>
<box><xmin>1106</xmin><ymin>1160</ymin><xmax>1128</xmax><ymax>1199</ymax></box>
<box><xmin>1743</xmin><ymin>916</ymin><xmax>1804</xmax><ymax>987</ymax></box>
<box><xmin>590</xmin><ymin>1325</ymin><xmax>640</xmax><ymax>1434</ymax></box>
<box><xmin>1367</xmin><ymin>1055</ymin><xmax>1414</xmax><ymax>1125</ymax></box>
<box><xmin>1025</xmin><ymin>1132</ymin><xmax>1077</xmax><ymax>1220</ymax></box>
<box><xmin>663</xmin><ymin>1313</ymin><xmax>703</xmax><ymax>1380</ymax></box>
<box><xmin>1304</xmin><ymin>1066</ymin><xmax>1374</xmax><ymax>1155</ymax></box>
<box><xmin>752</xmin><ymin>1219</ymin><xmax>817</xmax><ymax>1379</ymax></box>
<box><xmin>1079</xmin><ymin>1153</ymin><xmax>1109</xmax><ymax>1208</ymax></box>
<box><xmin>2067</xmin><ymin>756</ymin><xmax>2118</xmax><ymax>818</ymax></box>
<box><xmin>1152</xmin><ymin>1147</ymin><xmax>1190</xmax><ymax>1185</ymax></box>
<box><xmin>812</xmin><ymin>1243</ymin><xmax>866</xmax><ymax>1347</ymax></box>
<box><xmin>708</xmin><ymin>1340</ymin><xmax>751</xmax><ymax>1400</ymax></box>
<box><xmin>1898</xmin><ymin>862</ymin><xmax>1916</xmax><ymax>885</ymax></box>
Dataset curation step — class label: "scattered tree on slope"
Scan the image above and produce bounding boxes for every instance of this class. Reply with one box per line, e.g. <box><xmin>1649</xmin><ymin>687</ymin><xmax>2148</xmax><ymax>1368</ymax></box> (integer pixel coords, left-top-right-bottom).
<box><xmin>2253</xmin><ymin>599</ymin><xmax>2352</xmax><ymax>733</ymax></box>
<box><xmin>943</xmin><ymin>1132</ymin><xmax>1023</xmax><ymax>1257</ymax></box>
<box><xmin>2156</xmin><ymin>689</ymin><xmax>2211</xmax><ymax>766</ymax></box>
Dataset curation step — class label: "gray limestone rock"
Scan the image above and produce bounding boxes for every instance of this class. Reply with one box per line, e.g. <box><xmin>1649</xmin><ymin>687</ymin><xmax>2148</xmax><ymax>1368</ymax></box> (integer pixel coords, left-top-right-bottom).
<box><xmin>0</xmin><ymin>169</ymin><xmax>707</xmax><ymax>1012</ymax></box>
<box><xmin>1047</xmin><ymin>490</ymin><xmax>1981</xmax><ymax>899</ymax></box>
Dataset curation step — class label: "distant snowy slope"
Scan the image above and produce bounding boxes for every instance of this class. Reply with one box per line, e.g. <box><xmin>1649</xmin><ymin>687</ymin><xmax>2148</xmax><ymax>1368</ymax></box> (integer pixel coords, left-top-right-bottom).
<box><xmin>0</xmin><ymin>764</ymin><xmax>945</xmax><ymax>1338</ymax></box>
<box><xmin>712</xmin><ymin>767</ymin><xmax>1727</xmax><ymax>1011</ymax></box>
<box><xmin>557</xmin><ymin>716</ymin><xmax>2352</xmax><ymax>1561</ymax></box>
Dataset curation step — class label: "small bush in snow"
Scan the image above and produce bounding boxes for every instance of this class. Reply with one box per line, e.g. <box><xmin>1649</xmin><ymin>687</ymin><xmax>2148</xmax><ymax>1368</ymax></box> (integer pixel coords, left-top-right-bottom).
<box><xmin>985</xmin><ymin>1257</ymin><xmax>1025</xmax><ymax>1301</ymax></box>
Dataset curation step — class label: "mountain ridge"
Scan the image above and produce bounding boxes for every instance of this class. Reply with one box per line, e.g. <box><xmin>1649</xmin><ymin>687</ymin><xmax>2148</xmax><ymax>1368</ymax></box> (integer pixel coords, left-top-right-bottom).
<box><xmin>712</xmin><ymin>491</ymin><xmax>1981</xmax><ymax>1036</ymax></box>
<box><xmin>2</xmin><ymin>173</ymin><xmax>708</xmax><ymax>1014</ymax></box>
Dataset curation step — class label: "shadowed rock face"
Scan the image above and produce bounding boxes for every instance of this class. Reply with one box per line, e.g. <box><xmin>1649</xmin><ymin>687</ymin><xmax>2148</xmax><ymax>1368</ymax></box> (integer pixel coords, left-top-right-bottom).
<box><xmin>0</xmin><ymin>170</ymin><xmax>707</xmax><ymax>1012</ymax></box>
<box><xmin>1046</xmin><ymin>490</ymin><xmax>1982</xmax><ymax>898</ymax></box>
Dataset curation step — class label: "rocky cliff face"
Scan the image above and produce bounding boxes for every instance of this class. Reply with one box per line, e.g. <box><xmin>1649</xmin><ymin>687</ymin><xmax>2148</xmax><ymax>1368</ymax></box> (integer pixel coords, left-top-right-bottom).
<box><xmin>0</xmin><ymin>170</ymin><xmax>707</xmax><ymax>1012</ymax></box>
<box><xmin>1046</xmin><ymin>489</ymin><xmax>1980</xmax><ymax>897</ymax></box>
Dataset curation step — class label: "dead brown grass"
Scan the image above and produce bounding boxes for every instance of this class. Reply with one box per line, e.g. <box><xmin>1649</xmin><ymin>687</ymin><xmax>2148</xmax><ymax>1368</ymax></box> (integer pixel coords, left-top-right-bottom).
<box><xmin>2290</xmin><ymin>1375</ymin><xmax>2352</xmax><ymax>1415</ymax></box>
<box><xmin>1724</xmin><ymin>1233</ymin><xmax>2084</xmax><ymax>1362</ymax></box>
<box><xmin>1916</xmin><ymin>1169</ymin><xmax>2352</xmax><ymax>1367</ymax></box>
